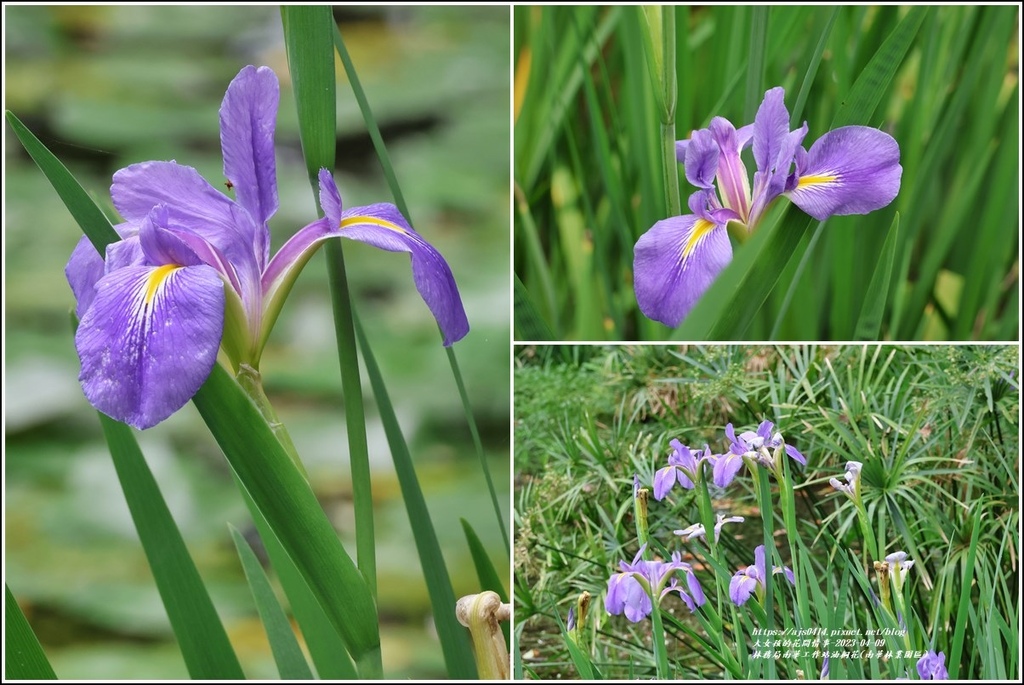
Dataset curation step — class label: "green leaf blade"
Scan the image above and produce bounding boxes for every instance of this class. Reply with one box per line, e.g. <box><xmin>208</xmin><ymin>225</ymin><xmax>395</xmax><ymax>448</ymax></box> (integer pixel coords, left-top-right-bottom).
<box><xmin>355</xmin><ymin>316</ymin><xmax>478</xmax><ymax>679</ymax></box>
<box><xmin>854</xmin><ymin>212</ymin><xmax>900</xmax><ymax>340</ymax></box>
<box><xmin>5</xmin><ymin>585</ymin><xmax>58</xmax><ymax>680</ymax></box>
<box><xmin>6</xmin><ymin>110</ymin><xmax>119</xmax><ymax>253</ymax></box>
<box><xmin>191</xmin><ymin>365</ymin><xmax>381</xmax><ymax>677</ymax></box>
<box><xmin>229</xmin><ymin>525</ymin><xmax>315</xmax><ymax>681</ymax></box>
<box><xmin>98</xmin><ymin>414</ymin><xmax>247</xmax><ymax>680</ymax></box>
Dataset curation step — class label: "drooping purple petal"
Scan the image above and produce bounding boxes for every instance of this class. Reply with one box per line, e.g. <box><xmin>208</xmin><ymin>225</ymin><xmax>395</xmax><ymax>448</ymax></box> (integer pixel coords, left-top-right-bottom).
<box><xmin>622</xmin><ymin>577</ymin><xmax>652</xmax><ymax>622</ymax></box>
<box><xmin>786</xmin><ymin>125</ymin><xmax>902</xmax><ymax>220</ymax></box>
<box><xmin>264</xmin><ymin>170</ymin><xmax>469</xmax><ymax>346</ymax></box>
<box><xmin>66</xmin><ymin>236</ymin><xmax>107</xmax><ymax>318</ymax></box>
<box><xmin>729</xmin><ymin>570</ymin><xmax>759</xmax><ymax>606</ymax></box>
<box><xmin>75</xmin><ymin>263</ymin><xmax>225</xmax><ymax>429</ymax></box>
<box><xmin>605</xmin><ymin>573</ymin><xmax>629</xmax><ymax>615</ymax></box>
<box><xmin>712</xmin><ymin>451</ymin><xmax>744</xmax><ymax>487</ymax></box>
<box><xmin>219</xmin><ymin>65</ymin><xmax>280</xmax><ymax>237</ymax></box>
<box><xmin>633</xmin><ymin>211</ymin><xmax>732</xmax><ymax>327</ymax></box>
<box><xmin>785</xmin><ymin>443</ymin><xmax>806</xmax><ymax>465</ymax></box>
<box><xmin>653</xmin><ymin>465</ymin><xmax>678</xmax><ymax>501</ymax></box>
<box><xmin>686</xmin><ymin>570</ymin><xmax>706</xmax><ymax>607</ymax></box>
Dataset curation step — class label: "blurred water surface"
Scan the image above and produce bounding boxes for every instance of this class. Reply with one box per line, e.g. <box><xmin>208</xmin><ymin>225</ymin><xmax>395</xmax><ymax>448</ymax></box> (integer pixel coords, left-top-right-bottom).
<box><xmin>3</xmin><ymin>5</ymin><xmax>510</xmax><ymax>679</ymax></box>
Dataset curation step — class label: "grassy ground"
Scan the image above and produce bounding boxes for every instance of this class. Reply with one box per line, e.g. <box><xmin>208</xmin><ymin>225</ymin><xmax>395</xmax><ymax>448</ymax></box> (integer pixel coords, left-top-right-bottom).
<box><xmin>514</xmin><ymin>345</ymin><xmax>1018</xmax><ymax>679</ymax></box>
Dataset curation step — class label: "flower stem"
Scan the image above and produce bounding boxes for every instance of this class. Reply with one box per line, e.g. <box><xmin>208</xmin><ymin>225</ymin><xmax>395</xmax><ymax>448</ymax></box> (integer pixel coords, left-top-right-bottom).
<box><xmin>235</xmin><ymin>364</ymin><xmax>306</xmax><ymax>479</ymax></box>
<box><xmin>649</xmin><ymin>599</ymin><xmax>671</xmax><ymax>679</ymax></box>
<box><xmin>641</xmin><ymin>6</ymin><xmax>680</xmax><ymax>219</ymax></box>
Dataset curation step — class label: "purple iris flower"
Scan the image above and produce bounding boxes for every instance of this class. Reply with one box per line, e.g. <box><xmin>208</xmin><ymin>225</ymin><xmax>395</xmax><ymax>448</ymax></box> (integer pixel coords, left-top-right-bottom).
<box><xmin>653</xmin><ymin>440</ymin><xmax>714</xmax><ymax>500</ymax></box>
<box><xmin>916</xmin><ymin>651</ymin><xmax>949</xmax><ymax>680</ymax></box>
<box><xmin>65</xmin><ymin>65</ymin><xmax>469</xmax><ymax>430</ymax></box>
<box><xmin>729</xmin><ymin>544</ymin><xmax>795</xmax><ymax>606</ymax></box>
<box><xmin>713</xmin><ymin>420</ymin><xmax>805</xmax><ymax>487</ymax></box>
<box><xmin>605</xmin><ymin>546</ymin><xmax>705</xmax><ymax>622</ymax></box>
<box><xmin>634</xmin><ymin>86</ymin><xmax>902</xmax><ymax>326</ymax></box>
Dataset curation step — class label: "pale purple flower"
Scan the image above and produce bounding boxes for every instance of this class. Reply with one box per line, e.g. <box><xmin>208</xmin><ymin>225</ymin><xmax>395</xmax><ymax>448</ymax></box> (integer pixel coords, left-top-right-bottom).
<box><xmin>653</xmin><ymin>440</ymin><xmax>713</xmax><ymax>500</ymax></box>
<box><xmin>605</xmin><ymin>546</ymin><xmax>705</xmax><ymax>622</ymax></box>
<box><xmin>714</xmin><ymin>420</ymin><xmax>805</xmax><ymax>487</ymax></box>
<box><xmin>916</xmin><ymin>651</ymin><xmax>948</xmax><ymax>680</ymax></box>
<box><xmin>729</xmin><ymin>544</ymin><xmax>795</xmax><ymax>606</ymax></box>
<box><xmin>673</xmin><ymin>514</ymin><xmax>745</xmax><ymax>544</ymax></box>
<box><xmin>885</xmin><ymin>550</ymin><xmax>914</xmax><ymax>588</ymax></box>
<box><xmin>634</xmin><ymin>86</ymin><xmax>902</xmax><ymax>326</ymax></box>
<box><xmin>65</xmin><ymin>66</ymin><xmax>469</xmax><ymax>429</ymax></box>
<box><xmin>829</xmin><ymin>460</ymin><xmax>863</xmax><ymax>497</ymax></box>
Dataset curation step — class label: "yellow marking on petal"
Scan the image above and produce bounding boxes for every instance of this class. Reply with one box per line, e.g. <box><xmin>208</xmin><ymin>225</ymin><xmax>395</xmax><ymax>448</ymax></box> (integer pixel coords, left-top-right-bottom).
<box><xmin>340</xmin><ymin>215</ymin><xmax>407</xmax><ymax>235</ymax></box>
<box><xmin>144</xmin><ymin>265</ymin><xmax>181</xmax><ymax>304</ymax></box>
<box><xmin>683</xmin><ymin>218</ymin><xmax>717</xmax><ymax>259</ymax></box>
<box><xmin>797</xmin><ymin>174</ymin><xmax>838</xmax><ymax>189</ymax></box>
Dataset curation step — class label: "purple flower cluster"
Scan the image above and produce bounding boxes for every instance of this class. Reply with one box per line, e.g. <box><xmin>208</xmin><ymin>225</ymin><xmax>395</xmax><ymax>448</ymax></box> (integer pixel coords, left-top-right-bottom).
<box><xmin>605</xmin><ymin>545</ymin><xmax>705</xmax><ymax>623</ymax></box>
<box><xmin>917</xmin><ymin>650</ymin><xmax>949</xmax><ymax>680</ymax></box>
<box><xmin>653</xmin><ymin>420</ymin><xmax>805</xmax><ymax>500</ymax></box>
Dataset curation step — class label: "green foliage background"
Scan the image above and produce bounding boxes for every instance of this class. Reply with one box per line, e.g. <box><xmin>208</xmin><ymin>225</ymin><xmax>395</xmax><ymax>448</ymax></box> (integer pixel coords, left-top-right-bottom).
<box><xmin>514</xmin><ymin>6</ymin><xmax>1019</xmax><ymax>341</ymax></box>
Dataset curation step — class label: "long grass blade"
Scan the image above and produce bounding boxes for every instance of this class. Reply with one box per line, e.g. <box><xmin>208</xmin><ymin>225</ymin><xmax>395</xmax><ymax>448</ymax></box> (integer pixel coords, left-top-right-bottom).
<box><xmin>354</xmin><ymin>314</ymin><xmax>478</xmax><ymax>678</ymax></box>
<box><xmin>98</xmin><ymin>413</ymin><xmax>246</xmax><ymax>679</ymax></box>
<box><xmin>854</xmin><ymin>212</ymin><xmax>900</xmax><ymax>340</ymax></box>
<box><xmin>282</xmin><ymin>6</ymin><xmax>378</xmax><ymax>599</ymax></box>
<box><xmin>239</xmin><ymin>489</ymin><xmax>358</xmax><ymax>679</ymax></box>
<box><xmin>5</xmin><ymin>111</ymin><xmax>119</xmax><ymax>251</ymax></box>
<box><xmin>192</xmin><ymin>365</ymin><xmax>382</xmax><ymax>677</ymax></box>
<box><xmin>229</xmin><ymin>525</ymin><xmax>315</xmax><ymax>680</ymax></box>
<box><xmin>333</xmin><ymin>20</ymin><xmax>508</xmax><ymax>553</ymax></box>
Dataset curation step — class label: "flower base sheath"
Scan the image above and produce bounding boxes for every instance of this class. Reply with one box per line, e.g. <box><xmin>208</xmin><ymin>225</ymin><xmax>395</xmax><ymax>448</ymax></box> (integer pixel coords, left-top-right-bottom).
<box><xmin>634</xmin><ymin>86</ymin><xmax>902</xmax><ymax>327</ymax></box>
<box><xmin>66</xmin><ymin>65</ymin><xmax>469</xmax><ymax>430</ymax></box>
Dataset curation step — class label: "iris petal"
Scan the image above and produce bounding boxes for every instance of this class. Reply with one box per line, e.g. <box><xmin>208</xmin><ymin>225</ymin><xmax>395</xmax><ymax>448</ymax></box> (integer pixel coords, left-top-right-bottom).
<box><xmin>684</xmin><ymin>128</ymin><xmax>719</xmax><ymax>189</ymax></box>
<box><xmin>219</xmin><ymin>65</ymin><xmax>280</xmax><ymax>234</ymax></box>
<box><xmin>66</xmin><ymin>236</ymin><xmax>106</xmax><ymax>318</ymax></box>
<box><xmin>712</xmin><ymin>451</ymin><xmax>744</xmax><ymax>487</ymax></box>
<box><xmin>111</xmin><ymin>161</ymin><xmax>260</xmax><ymax>275</ymax></box>
<box><xmin>786</xmin><ymin>126</ymin><xmax>902</xmax><ymax>220</ymax></box>
<box><xmin>752</xmin><ymin>87</ymin><xmax>790</xmax><ymax>175</ymax></box>
<box><xmin>75</xmin><ymin>263</ymin><xmax>225</xmax><ymax>430</ymax></box>
<box><xmin>633</xmin><ymin>213</ymin><xmax>732</xmax><ymax>327</ymax></box>
<box><xmin>263</xmin><ymin>170</ymin><xmax>469</xmax><ymax>346</ymax></box>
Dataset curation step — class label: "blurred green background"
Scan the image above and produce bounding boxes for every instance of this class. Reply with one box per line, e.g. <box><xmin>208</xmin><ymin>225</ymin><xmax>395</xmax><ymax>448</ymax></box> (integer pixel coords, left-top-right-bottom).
<box><xmin>4</xmin><ymin>5</ymin><xmax>510</xmax><ymax>679</ymax></box>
